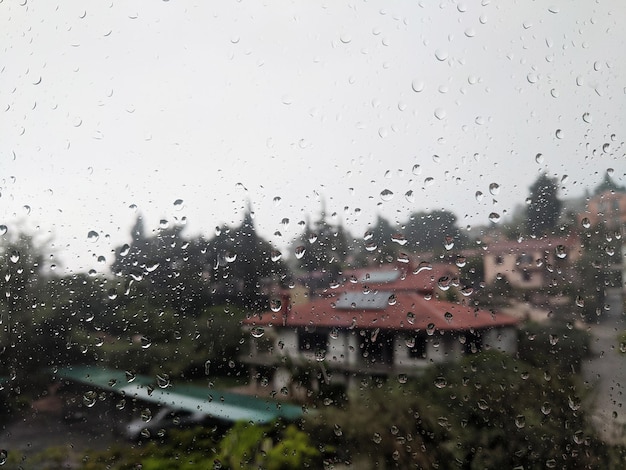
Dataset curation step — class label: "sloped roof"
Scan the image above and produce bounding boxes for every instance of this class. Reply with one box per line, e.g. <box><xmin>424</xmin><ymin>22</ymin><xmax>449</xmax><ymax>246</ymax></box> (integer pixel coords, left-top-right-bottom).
<box><xmin>245</xmin><ymin>290</ymin><xmax>517</xmax><ymax>333</ymax></box>
<box><xmin>55</xmin><ymin>366</ymin><xmax>303</xmax><ymax>423</ymax></box>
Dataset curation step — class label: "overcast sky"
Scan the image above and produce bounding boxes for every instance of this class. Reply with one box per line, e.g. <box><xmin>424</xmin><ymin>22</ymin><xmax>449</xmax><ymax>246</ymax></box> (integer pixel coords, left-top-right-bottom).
<box><xmin>1</xmin><ymin>0</ymin><xmax>625</xmax><ymax>273</ymax></box>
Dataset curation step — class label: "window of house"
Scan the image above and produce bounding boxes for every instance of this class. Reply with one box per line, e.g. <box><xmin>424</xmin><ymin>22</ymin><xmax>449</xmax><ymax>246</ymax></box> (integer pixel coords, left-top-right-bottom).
<box><xmin>297</xmin><ymin>330</ymin><xmax>327</xmax><ymax>354</ymax></box>
<box><xmin>407</xmin><ymin>335</ymin><xmax>427</xmax><ymax>359</ymax></box>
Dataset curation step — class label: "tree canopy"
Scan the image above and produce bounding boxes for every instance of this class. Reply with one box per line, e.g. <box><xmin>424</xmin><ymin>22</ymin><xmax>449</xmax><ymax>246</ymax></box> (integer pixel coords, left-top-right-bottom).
<box><xmin>526</xmin><ymin>173</ymin><xmax>562</xmax><ymax>236</ymax></box>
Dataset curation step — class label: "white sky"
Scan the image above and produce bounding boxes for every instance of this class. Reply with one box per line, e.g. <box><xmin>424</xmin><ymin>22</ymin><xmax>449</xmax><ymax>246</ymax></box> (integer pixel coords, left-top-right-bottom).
<box><xmin>1</xmin><ymin>0</ymin><xmax>625</xmax><ymax>273</ymax></box>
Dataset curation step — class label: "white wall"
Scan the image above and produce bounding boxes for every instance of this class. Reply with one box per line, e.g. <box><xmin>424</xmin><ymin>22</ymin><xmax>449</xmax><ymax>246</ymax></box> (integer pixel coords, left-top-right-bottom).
<box><xmin>483</xmin><ymin>326</ymin><xmax>517</xmax><ymax>354</ymax></box>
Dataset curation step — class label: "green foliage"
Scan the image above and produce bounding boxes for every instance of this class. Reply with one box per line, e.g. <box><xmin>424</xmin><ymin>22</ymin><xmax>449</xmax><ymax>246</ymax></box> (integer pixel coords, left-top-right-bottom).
<box><xmin>526</xmin><ymin>173</ymin><xmax>562</xmax><ymax>236</ymax></box>
<box><xmin>405</xmin><ymin>209</ymin><xmax>468</xmax><ymax>253</ymax></box>
<box><xmin>293</xmin><ymin>212</ymin><xmax>350</xmax><ymax>276</ymax></box>
<box><xmin>314</xmin><ymin>351</ymin><xmax>621</xmax><ymax>469</ymax></box>
<box><xmin>92</xmin><ymin>303</ymin><xmax>247</xmax><ymax>377</ymax></box>
<box><xmin>75</xmin><ymin>422</ymin><xmax>320</xmax><ymax>470</ymax></box>
<box><xmin>216</xmin><ymin>421</ymin><xmax>321</xmax><ymax>470</ymax></box>
<box><xmin>518</xmin><ymin>322</ymin><xmax>590</xmax><ymax>373</ymax></box>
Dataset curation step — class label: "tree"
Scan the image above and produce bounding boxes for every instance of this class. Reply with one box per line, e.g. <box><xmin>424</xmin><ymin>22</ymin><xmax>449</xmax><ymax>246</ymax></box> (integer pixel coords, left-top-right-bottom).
<box><xmin>0</xmin><ymin>234</ymin><xmax>91</xmax><ymax>392</ymax></box>
<box><xmin>594</xmin><ymin>171</ymin><xmax>625</xmax><ymax>195</ymax></box>
<box><xmin>526</xmin><ymin>173</ymin><xmax>562</xmax><ymax>236</ymax></box>
<box><xmin>405</xmin><ymin>209</ymin><xmax>467</xmax><ymax>253</ymax></box>
<box><xmin>207</xmin><ymin>207</ymin><xmax>290</xmax><ymax>309</ymax></box>
<box><xmin>312</xmin><ymin>351</ymin><xmax>619</xmax><ymax>469</ymax></box>
<box><xmin>292</xmin><ymin>212</ymin><xmax>349</xmax><ymax>276</ymax></box>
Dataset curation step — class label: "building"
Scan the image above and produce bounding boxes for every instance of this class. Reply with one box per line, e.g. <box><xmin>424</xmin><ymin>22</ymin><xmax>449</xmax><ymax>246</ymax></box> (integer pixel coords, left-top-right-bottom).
<box><xmin>481</xmin><ymin>236</ymin><xmax>581</xmax><ymax>289</ymax></box>
<box><xmin>242</xmin><ymin>265</ymin><xmax>518</xmax><ymax>393</ymax></box>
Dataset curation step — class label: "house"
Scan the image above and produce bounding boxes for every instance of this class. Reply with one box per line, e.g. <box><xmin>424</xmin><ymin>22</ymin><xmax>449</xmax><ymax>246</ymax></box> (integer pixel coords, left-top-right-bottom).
<box><xmin>242</xmin><ymin>265</ymin><xmax>518</xmax><ymax>393</ymax></box>
<box><xmin>481</xmin><ymin>236</ymin><xmax>581</xmax><ymax>290</ymax></box>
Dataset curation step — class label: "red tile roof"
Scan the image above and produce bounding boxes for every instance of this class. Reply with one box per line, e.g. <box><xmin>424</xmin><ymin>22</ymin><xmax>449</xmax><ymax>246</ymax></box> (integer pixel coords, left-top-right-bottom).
<box><xmin>245</xmin><ymin>290</ymin><xmax>517</xmax><ymax>333</ymax></box>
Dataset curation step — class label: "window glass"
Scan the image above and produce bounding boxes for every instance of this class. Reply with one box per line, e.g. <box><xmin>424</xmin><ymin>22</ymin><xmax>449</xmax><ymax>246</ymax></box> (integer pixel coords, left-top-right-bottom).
<box><xmin>1</xmin><ymin>0</ymin><xmax>625</xmax><ymax>468</ymax></box>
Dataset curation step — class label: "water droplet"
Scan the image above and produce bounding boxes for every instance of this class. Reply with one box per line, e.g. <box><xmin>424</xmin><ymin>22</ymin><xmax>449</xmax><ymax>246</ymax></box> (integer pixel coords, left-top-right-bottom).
<box><xmin>145</xmin><ymin>262</ymin><xmax>159</xmax><ymax>273</ymax></box>
<box><xmin>414</xmin><ymin>261</ymin><xmax>432</xmax><ymax>274</ymax></box>
<box><xmin>159</xmin><ymin>219</ymin><xmax>169</xmax><ymax>229</ymax></box>
<box><xmin>391</xmin><ymin>233</ymin><xmax>407</xmax><ymax>245</ymax></box>
<box><xmin>365</xmin><ymin>242</ymin><xmax>378</xmax><ymax>252</ymax></box>
<box><xmin>225</xmin><ymin>252</ymin><xmax>237</xmax><ymax>263</ymax></box>
<box><xmin>444</xmin><ymin>236</ymin><xmax>455</xmax><ymax>250</ymax></box>
<box><xmin>405</xmin><ymin>190</ymin><xmax>415</xmax><ymax>203</ymax></box>
<box><xmin>251</xmin><ymin>326</ymin><xmax>265</xmax><ymax>338</ymax></box>
<box><xmin>455</xmin><ymin>255</ymin><xmax>467</xmax><ymax>267</ymax></box>
<box><xmin>555</xmin><ymin>129</ymin><xmax>563</xmax><ymax>139</ymax></box>
<box><xmin>460</xmin><ymin>286</ymin><xmax>474</xmax><ymax>296</ymax></box>
<box><xmin>575</xmin><ymin>296</ymin><xmax>585</xmax><ymax>308</ymax></box>
<box><xmin>548</xmin><ymin>6</ymin><xmax>560</xmax><ymax>13</ymax></box>
<box><xmin>527</xmin><ymin>73</ymin><xmax>538</xmax><ymax>84</ymax></box>
<box><xmin>426</xmin><ymin>323</ymin><xmax>435</xmax><ymax>335</ymax></box>
<box><xmin>270</xmin><ymin>299</ymin><xmax>282</xmax><ymax>312</ymax></box>
<box><xmin>555</xmin><ymin>245</ymin><xmax>567</xmax><ymax>259</ymax></box>
<box><xmin>424</xmin><ymin>177</ymin><xmax>434</xmax><ymax>187</ymax></box>
<box><xmin>87</xmin><ymin>231</ymin><xmax>99</xmax><ymax>242</ymax></box>
<box><xmin>9</xmin><ymin>251</ymin><xmax>19</xmax><ymax>263</ymax></box>
<box><xmin>435</xmin><ymin>49</ymin><xmax>448</xmax><ymax>61</ymax></box>
<box><xmin>515</xmin><ymin>415</ymin><xmax>526</xmax><ymax>429</ymax></box>
<box><xmin>295</xmin><ymin>246</ymin><xmax>306</xmax><ymax>259</ymax></box>
<box><xmin>273</xmin><ymin>196</ymin><xmax>282</xmax><ymax>206</ymax></box>
<box><xmin>156</xmin><ymin>374</ymin><xmax>170</xmax><ymax>389</ymax></box>
<box><xmin>107</xmin><ymin>289</ymin><xmax>117</xmax><ymax>300</ymax></box>
<box><xmin>397</xmin><ymin>252</ymin><xmax>410</xmax><ymax>264</ymax></box>
<box><xmin>488</xmin><ymin>183</ymin><xmax>500</xmax><ymax>195</ymax></box>
<box><xmin>387</xmin><ymin>294</ymin><xmax>397</xmax><ymax>306</ymax></box>
<box><xmin>308</xmin><ymin>233</ymin><xmax>318</xmax><ymax>244</ymax></box>
<box><xmin>270</xmin><ymin>250</ymin><xmax>282</xmax><ymax>262</ymax></box>
<box><xmin>434</xmin><ymin>376</ymin><xmax>447</xmax><ymax>388</ymax></box>
<box><xmin>444</xmin><ymin>312</ymin><xmax>453</xmax><ymax>323</ymax></box>
<box><xmin>488</xmin><ymin>212</ymin><xmax>501</xmax><ymax>223</ymax></box>
<box><xmin>125</xmin><ymin>370</ymin><xmax>136</xmax><ymax>383</ymax></box>
<box><xmin>603</xmin><ymin>143</ymin><xmax>610</xmax><ymax>153</ymax></box>
<box><xmin>173</xmin><ymin>199</ymin><xmax>184</xmax><ymax>210</ymax></box>
<box><xmin>330</xmin><ymin>327</ymin><xmax>339</xmax><ymax>340</ymax></box>
<box><xmin>581</xmin><ymin>218</ymin><xmax>591</xmax><ymax>229</ymax></box>
<box><xmin>412</xmin><ymin>164</ymin><xmax>421</xmax><ymax>175</ymax></box>
<box><xmin>0</xmin><ymin>226</ymin><xmax>6</xmax><ymax>236</ymax></box>
<box><xmin>0</xmin><ymin>449</ymin><xmax>7</xmax><ymax>466</ymax></box>
<box><xmin>83</xmin><ymin>390</ymin><xmax>97</xmax><ymax>408</ymax></box>
<box><xmin>434</xmin><ymin>108</ymin><xmax>447</xmax><ymax>120</ymax></box>
<box><xmin>141</xmin><ymin>408</ymin><xmax>152</xmax><ymax>423</ymax></box>
<box><xmin>437</xmin><ymin>276</ymin><xmax>451</xmax><ymax>291</ymax></box>
<box><xmin>372</xmin><ymin>432</ymin><xmax>382</xmax><ymax>444</ymax></box>
<box><xmin>411</xmin><ymin>79</ymin><xmax>424</xmax><ymax>92</ymax></box>
<box><xmin>406</xmin><ymin>312</ymin><xmax>415</xmax><ymax>325</ymax></box>
<box><xmin>315</xmin><ymin>350</ymin><xmax>326</xmax><ymax>362</ymax></box>
<box><xmin>582</xmin><ymin>112</ymin><xmax>592</xmax><ymax>123</ymax></box>
<box><xmin>380</xmin><ymin>189</ymin><xmax>394</xmax><ymax>201</ymax></box>
<box><xmin>140</xmin><ymin>336</ymin><xmax>152</xmax><ymax>349</ymax></box>
<box><xmin>535</xmin><ymin>153</ymin><xmax>544</xmax><ymax>164</ymax></box>
<box><xmin>120</xmin><ymin>244</ymin><xmax>131</xmax><ymax>257</ymax></box>
<box><xmin>475</xmin><ymin>191</ymin><xmax>484</xmax><ymax>202</ymax></box>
